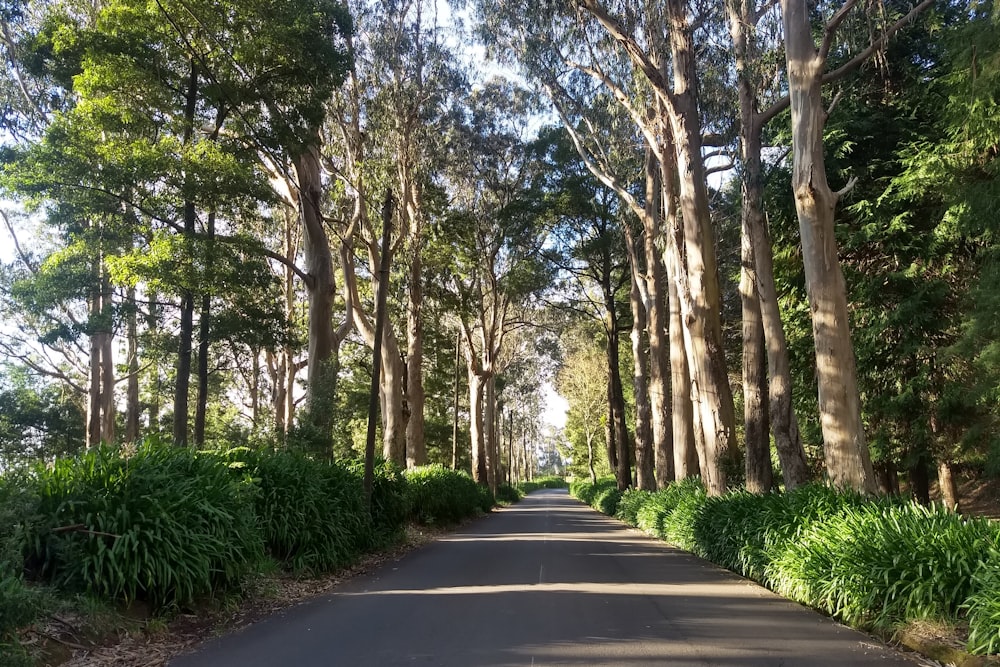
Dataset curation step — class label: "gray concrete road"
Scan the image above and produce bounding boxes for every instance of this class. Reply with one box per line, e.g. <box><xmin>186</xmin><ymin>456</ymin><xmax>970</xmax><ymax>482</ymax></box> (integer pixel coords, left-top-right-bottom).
<box><xmin>172</xmin><ymin>489</ymin><xmax>922</xmax><ymax>666</ymax></box>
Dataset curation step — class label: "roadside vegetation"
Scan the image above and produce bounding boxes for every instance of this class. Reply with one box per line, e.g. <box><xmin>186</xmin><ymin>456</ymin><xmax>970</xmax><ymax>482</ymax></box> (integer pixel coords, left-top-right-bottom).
<box><xmin>572</xmin><ymin>478</ymin><xmax>1000</xmax><ymax>656</ymax></box>
<box><xmin>0</xmin><ymin>444</ymin><xmax>558</xmax><ymax>665</ymax></box>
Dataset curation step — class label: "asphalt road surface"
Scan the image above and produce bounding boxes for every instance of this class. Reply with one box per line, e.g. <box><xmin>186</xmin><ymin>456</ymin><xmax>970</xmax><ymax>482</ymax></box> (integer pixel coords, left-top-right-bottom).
<box><xmin>172</xmin><ymin>489</ymin><xmax>922</xmax><ymax>667</ymax></box>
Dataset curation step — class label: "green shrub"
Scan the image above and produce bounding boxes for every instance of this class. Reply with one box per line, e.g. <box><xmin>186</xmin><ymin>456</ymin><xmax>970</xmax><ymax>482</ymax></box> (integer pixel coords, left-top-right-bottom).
<box><xmin>346</xmin><ymin>458</ymin><xmax>409</xmax><ymax>549</ymax></box>
<box><xmin>594</xmin><ymin>487</ymin><xmax>622</xmax><ymax>516</ymax></box>
<box><xmin>0</xmin><ymin>473</ymin><xmax>46</xmax><ymax>659</ymax></box>
<box><xmin>515</xmin><ymin>480</ymin><xmax>542</xmax><ymax>495</ymax></box>
<box><xmin>615</xmin><ymin>489</ymin><xmax>653</xmax><ymax>526</ymax></box>
<box><xmin>30</xmin><ymin>444</ymin><xmax>261</xmax><ymax>609</ymax></box>
<box><xmin>405</xmin><ymin>465</ymin><xmax>492</xmax><ymax>525</ymax></box>
<box><xmin>495</xmin><ymin>484</ymin><xmax>523</xmax><ymax>504</ymax></box>
<box><xmin>768</xmin><ymin>501</ymin><xmax>997</xmax><ymax>629</ymax></box>
<box><xmin>633</xmin><ymin>477</ymin><xmax>706</xmax><ymax>540</ymax></box>
<box><xmin>570</xmin><ymin>477</ymin><xmax>617</xmax><ymax>507</ymax></box>
<box><xmin>533</xmin><ymin>476</ymin><xmax>567</xmax><ymax>489</ymax></box>
<box><xmin>659</xmin><ymin>480</ymin><xmax>708</xmax><ymax>550</ymax></box>
<box><xmin>232</xmin><ymin>449</ymin><xmax>372</xmax><ymax>572</ymax></box>
<box><xmin>966</xmin><ymin>549</ymin><xmax>1000</xmax><ymax>655</ymax></box>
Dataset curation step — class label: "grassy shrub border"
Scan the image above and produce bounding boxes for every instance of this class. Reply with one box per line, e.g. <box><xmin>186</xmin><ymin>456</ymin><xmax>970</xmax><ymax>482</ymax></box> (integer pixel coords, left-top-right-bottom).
<box><xmin>577</xmin><ymin>477</ymin><xmax>1000</xmax><ymax>656</ymax></box>
<box><xmin>404</xmin><ymin>465</ymin><xmax>493</xmax><ymax>525</ymax></box>
<box><xmin>30</xmin><ymin>445</ymin><xmax>262</xmax><ymax>609</ymax></box>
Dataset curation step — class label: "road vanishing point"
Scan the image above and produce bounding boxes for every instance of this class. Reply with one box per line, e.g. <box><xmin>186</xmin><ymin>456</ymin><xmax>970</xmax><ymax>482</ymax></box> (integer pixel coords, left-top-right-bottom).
<box><xmin>172</xmin><ymin>489</ymin><xmax>923</xmax><ymax>666</ymax></box>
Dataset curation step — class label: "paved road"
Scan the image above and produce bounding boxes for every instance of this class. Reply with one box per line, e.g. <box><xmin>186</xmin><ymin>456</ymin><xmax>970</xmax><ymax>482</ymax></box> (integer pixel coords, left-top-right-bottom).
<box><xmin>173</xmin><ymin>489</ymin><xmax>922</xmax><ymax>666</ymax></box>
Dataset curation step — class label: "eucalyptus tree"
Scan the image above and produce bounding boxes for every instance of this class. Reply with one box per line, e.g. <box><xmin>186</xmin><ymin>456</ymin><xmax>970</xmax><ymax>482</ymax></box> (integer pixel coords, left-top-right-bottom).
<box><xmin>723</xmin><ymin>0</ymin><xmax>811</xmax><ymax>491</ymax></box>
<box><xmin>326</xmin><ymin>0</ymin><xmax>464</xmax><ymax>465</ymax></box>
<box><xmin>532</xmin><ymin>125</ymin><xmax>637</xmax><ymax>490</ymax></box>
<box><xmin>430</xmin><ymin>80</ymin><xmax>552</xmax><ymax>489</ymax></box>
<box><xmin>479</xmin><ymin>0</ymin><xmax>736</xmax><ymax>492</ymax></box>
<box><xmin>779</xmin><ymin>0</ymin><xmax>934</xmax><ymax>492</ymax></box>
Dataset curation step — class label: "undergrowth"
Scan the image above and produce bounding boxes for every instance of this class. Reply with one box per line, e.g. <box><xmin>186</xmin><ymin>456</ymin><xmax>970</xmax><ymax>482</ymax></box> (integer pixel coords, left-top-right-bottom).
<box><xmin>571</xmin><ymin>477</ymin><xmax>1000</xmax><ymax>655</ymax></box>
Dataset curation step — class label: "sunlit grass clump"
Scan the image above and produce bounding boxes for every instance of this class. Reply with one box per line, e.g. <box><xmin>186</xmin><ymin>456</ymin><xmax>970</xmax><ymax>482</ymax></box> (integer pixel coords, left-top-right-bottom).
<box><xmin>578</xmin><ymin>476</ymin><xmax>1000</xmax><ymax>655</ymax></box>
<box><xmin>404</xmin><ymin>464</ymin><xmax>493</xmax><ymax>525</ymax></box>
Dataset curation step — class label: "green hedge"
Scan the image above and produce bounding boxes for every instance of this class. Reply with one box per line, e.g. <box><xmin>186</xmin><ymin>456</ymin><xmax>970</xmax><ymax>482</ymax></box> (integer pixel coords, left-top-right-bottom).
<box><xmin>579</xmin><ymin>477</ymin><xmax>1000</xmax><ymax>655</ymax></box>
<box><xmin>30</xmin><ymin>445</ymin><xmax>262</xmax><ymax>609</ymax></box>
<box><xmin>404</xmin><ymin>465</ymin><xmax>493</xmax><ymax>525</ymax></box>
<box><xmin>0</xmin><ymin>473</ymin><xmax>44</xmax><ymax>665</ymax></box>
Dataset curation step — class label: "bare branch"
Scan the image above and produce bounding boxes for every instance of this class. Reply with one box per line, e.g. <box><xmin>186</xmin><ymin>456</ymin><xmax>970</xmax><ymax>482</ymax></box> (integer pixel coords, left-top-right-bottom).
<box><xmin>820</xmin><ymin>0</ymin><xmax>860</xmax><ymax>62</ymax></box>
<box><xmin>824</xmin><ymin>90</ymin><xmax>844</xmax><ymax>120</ymax></box>
<box><xmin>705</xmin><ymin>160</ymin><xmax>736</xmax><ymax>176</ymax></box>
<box><xmin>822</xmin><ymin>0</ymin><xmax>937</xmax><ymax>84</ymax></box>
<box><xmin>0</xmin><ymin>208</ymin><xmax>37</xmax><ymax>272</ymax></box>
<box><xmin>834</xmin><ymin>175</ymin><xmax>858</xmax><ymax>200</ymax></box>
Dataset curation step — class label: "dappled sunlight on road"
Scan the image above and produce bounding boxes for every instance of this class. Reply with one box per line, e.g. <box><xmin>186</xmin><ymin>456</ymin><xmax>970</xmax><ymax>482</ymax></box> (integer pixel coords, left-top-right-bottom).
<box><xmin>337</xmin><ymin>580</ymin><xmax>751</xmax><ymax>598</ymax></box>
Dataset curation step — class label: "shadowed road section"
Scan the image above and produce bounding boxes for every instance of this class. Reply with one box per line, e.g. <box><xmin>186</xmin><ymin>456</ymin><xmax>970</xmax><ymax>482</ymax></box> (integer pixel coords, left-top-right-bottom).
<box><xmin>172</xmin><ymin>489</ymin><xmax>920</xmax><ymax>666</ymax></box>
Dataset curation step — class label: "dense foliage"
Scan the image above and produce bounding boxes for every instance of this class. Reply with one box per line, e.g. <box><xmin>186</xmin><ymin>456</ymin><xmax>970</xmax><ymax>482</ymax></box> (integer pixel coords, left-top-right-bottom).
<box><xmin>403</xmin><ymin>465</ymin><xmax>494</xmax><ymax>525</ymax></box>
<box><xmin>573</xmin><ymin>479</ymin><xmax>1000</xmax><ymax>655</ymax></box>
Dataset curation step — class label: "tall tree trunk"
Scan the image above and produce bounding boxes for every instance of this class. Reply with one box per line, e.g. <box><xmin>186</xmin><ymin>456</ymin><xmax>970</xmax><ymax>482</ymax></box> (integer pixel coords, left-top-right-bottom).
<box><xmin>468</xmin><ymin>367</ymin><xmax>488</xmax><ymax>484</ymax></box>
<box><xmin>194</xmin><ymin>292</ymin><xmax>211</xmax><ymax>446</ymax></box>
<box><xmin>124</xmin><ymin>286</ymin><xmax>140</xmax><ymax>443</ymax></box>
<box><xmin>87</xmin><ymin>286</ymin><xmax>102</xmax><ymax>449</ymax></box>
<box><xmin>485</xmin><ymin>374</ymin><xmax>498</xmax><ymax>495</ymax></box>
<box><xmin>404</xmin><ymin>179</ymin><xmax>427</xmax><ymax>467</ymax></box>
<box><xmin>726</xmin><ymin>0</ymin><xmax>811</xmax><ymax>490</ymax></box>
<box><xmin>629</xmin><ymin>267</ymin><xmax>656</xmax><ymax>490</ymax></box>
<box><xmin>662</xmin><ymin>146</ymin><xmax>699</xmax><ymax>482</ymax></box>
<box><xmin>194</xmin><ymin>211</ymin><xmax>215</xmax><ymax>447</ymax></box>
<box><xmin>452</xmin><ymin>329</ymin><xmax>461</xmax><ymax>470</ymax></box>
<box><xmin>780</xmin><ymin>0</ymin><xmax>877</xmax><ymax>494</ymax></box>
<box><xmin>147</xmin><ymin>294</ymin><xmax>160</xmax><ymax>432</ymax></box>
<box><xmin>293</xmin><ymin>144</ymin><xmax>338</xmax><ymax>443</ymax></box>
<box><xmin>741</xmin><ymin>235</ymin><xmax>772</xmax><ymax>493</ymax></box>
<box><xmin>607</xmin><ymin>326</ymin><xmax>632</xmax><ymax>491</ymax></box>
<box><xmin>603</xmin><ymin>267</ymin><xmax>632</xmax><ymax>491</ymax></box>
<box><xmin>98</xmin><ymin>272</ymin><xmax>115</xmax><ymax>444</ymax></box>
<box><xmin>380</xmin><ymin>345</ymin><xmax>407</xmax><ymax>464</ymax></box>
<box><xmin>643</xmin><ymin>147</ymin><xmax>674</xmax><ymax>487</ymax></box>
<box><xmin>406</xmin><ymin>248</ymin><xmax>426</xmax><ymax>467</ymax></box>
<box><xmin>937</xmin><ymin>460</ymin><xmax>960</xmax><ymax>512</ymax></box>
<box><xmin>174</xmin><ymin>60</ymin><xmax>199</xmax><ymax>447</ymax></box>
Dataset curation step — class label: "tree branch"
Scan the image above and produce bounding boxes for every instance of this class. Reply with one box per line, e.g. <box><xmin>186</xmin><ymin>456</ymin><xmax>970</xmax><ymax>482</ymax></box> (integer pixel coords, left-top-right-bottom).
<box><xmin>820</xmin><ymin>0</ymin><xmax>860</xmax><ymax>62</ymax></box>
<box><xmin>822</xmin><ymin>0</ymin><xmax>937</xmax><ymax>84</ymax></box>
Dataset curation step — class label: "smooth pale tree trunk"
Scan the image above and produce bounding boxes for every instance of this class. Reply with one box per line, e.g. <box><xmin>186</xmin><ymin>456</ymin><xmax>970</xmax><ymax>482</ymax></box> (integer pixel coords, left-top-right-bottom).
<box><xmin>629</xmin><ymin>269</ymin><xmax>656</xmax><ymax>490</ymax></box>
<box><xmin>452</xmin><ymin>329</ymin><xmax>461</xmax><ymax>469</ymax></box>
<box><xmin>293</xmin><ymin>145</ymin><xmax>339</xmax><ymax>442</ymax></box>
<box><xmin>643</xmin><ymin>148</ymin><xmax>674</xmax><ymax>487</ymax></box>
<box><xmin>741</xmin><ymin>234</ymin><xmax>773</xmax><ymax>493</ymax></box>
<box><xmin>661</xmin><ymin>143</ymin><xmax>699</xmax><ymax>483</ymax></box>
<box><xmin>403</xmin><ymin>178</ymin><xmax>426</xmax><ymax>467</ymax></box>
<box><xmin>468</xmin><ymin>367</ymin><xmax>488</xmax><ymax>484</ymax></box>
<box><xmin>727</xmin><ymin>0</ymin><xmax>811</xmax><ymax>490</ymax></box>
<box><xmin>378</xmin><ymin>346</ymin><xmax>407</xmax><ymax>464</ymax></box>
<box><xmin>406</xmin><ymin>248</ymin><xmax>426</xmax><ymax>467</ymax></box>
<box><xmin>485</xmin><ymin>374</ymin><xmax>498</xmax><ymax>495</ymax></box>
<box><xmin>663</xmin><ymin>0</ymin><xmax>736</xmax><ymax>495</ymax></box>
<box><xmin>780</xmin><ymin>0</ymin><xmax>878</xmax><ymax>494</ymax></box>
<box><xmin>124</xmin><ymin>286</ymin><xmax>140</xmax><ymax>443</ymax></box>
